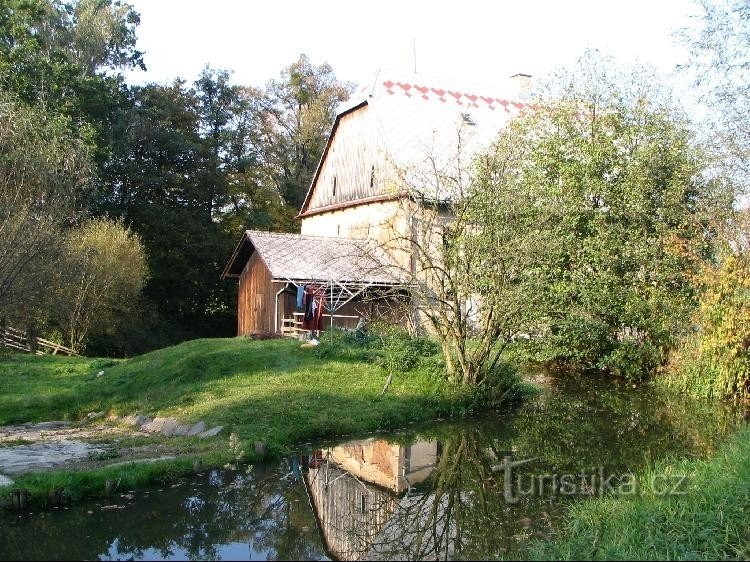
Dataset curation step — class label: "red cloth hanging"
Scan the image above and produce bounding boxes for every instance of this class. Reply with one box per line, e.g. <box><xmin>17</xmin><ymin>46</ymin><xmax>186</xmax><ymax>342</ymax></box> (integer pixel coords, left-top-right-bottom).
<box><xmin>302</xmin><ymin>284</ymin><xmax>327</xmax><ymax>331</ymax></box>
<box><xmin>301</xmin><ymin>285</ymin><xmax>315</xmax><ymax>331</ymax></box>
<box><xmin>313</xmin><ymin>293</ymin><xmax>327</xmax><ymax>331</ymax></box>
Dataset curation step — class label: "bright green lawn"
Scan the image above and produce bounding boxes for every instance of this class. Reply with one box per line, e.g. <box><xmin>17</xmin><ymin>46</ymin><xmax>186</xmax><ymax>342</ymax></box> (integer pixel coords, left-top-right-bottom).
<box><xmin>527</xmin><ymin>424</ymin><xmax>750</xmax><ymax>560</ymax></box>
<box><xmin>0</xmin><ymin>337</ymin><xmax>464</xmax><ymax>455</ymax></box>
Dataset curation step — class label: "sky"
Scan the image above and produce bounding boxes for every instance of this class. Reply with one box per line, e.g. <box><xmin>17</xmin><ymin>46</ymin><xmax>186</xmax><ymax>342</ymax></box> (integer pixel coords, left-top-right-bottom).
<box><xmin>124</xmin><ymin>0</ymin><xmax>704</xmax><ymax>95</ymax></box>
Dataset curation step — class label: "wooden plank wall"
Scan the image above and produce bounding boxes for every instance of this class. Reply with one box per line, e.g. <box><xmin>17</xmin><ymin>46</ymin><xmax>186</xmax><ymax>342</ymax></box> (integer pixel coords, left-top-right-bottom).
<box><xmin>237</xmin><ymin>252</ymin><xmax>275</xmax><ymax>335</ymax></box>
<box><xmin>305</xmin><ymin>463</ymin><xmax>398</xmax><ymax>560</ymax></box>
<box><xmin>308</xmin><ymin>105</ymin><xmax>387</xmax><ymax>212</ymax></box>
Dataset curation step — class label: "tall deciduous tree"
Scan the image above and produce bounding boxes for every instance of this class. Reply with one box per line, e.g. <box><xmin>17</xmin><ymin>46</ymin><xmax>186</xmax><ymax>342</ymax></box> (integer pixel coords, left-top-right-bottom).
<box><xmin>506</xmin><ymin>57</ymin><xmax>733</xmax><ymax>379</ymax></box>
<box><xmin>0</xmin><ymin>90</ymin><xmax>92</xmax><ymax>322</ymax></box>
<box><xmin>373</xmin><ymin>148</ymin><xmax>551</xmax><ymax>387</ymax></box>
<box><xmin>0</xmin><ymin>0</ymin><xmax>143</xmax><ymax>109</ymax></box>
<box><xmin>681</xmin><ymin>0</ymin><xmax>750</xmax><ymax>191</ymax></box>
<box><xmin>69</xmin><ymin>0</ymin><xmax>144</xmax><ymax>76</ymax></box>
<box><xmin>99</xmin><ymin>80</ymin><xmax>236</xmax><ymax>333</ymax></box>
<box><xmin>263</xmin><ymin>54</ymin><xmax>352</xmax><ymax>212</ymax></box>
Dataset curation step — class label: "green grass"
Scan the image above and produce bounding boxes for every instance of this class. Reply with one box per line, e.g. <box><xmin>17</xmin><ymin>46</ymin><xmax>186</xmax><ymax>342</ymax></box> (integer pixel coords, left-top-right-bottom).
<box><xmin>0</xmin><ymin>336</ymin><xmax>473</xmax><ymax>507</ymax></box>
<box><xmin>526</xmin><ymin>425</ymin><xmax>750</xmax><ymax>560</ymax></box>
<box><xmin>0</xmin><ymin>337</ymin><xmax>466</xmax><ymax>451</ymax></box>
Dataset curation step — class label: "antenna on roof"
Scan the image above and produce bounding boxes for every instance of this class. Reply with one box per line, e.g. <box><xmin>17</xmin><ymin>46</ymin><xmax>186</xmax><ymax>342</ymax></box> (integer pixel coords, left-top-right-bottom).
<box><xmin>370</xmin><ymin>68</ymin><xmax>380</xmax><ymax>97</ymax></box>
<box><xmin>413</xmin><ymin>38</ymin><xmax>417</xmax><ymax>73</ymax></box>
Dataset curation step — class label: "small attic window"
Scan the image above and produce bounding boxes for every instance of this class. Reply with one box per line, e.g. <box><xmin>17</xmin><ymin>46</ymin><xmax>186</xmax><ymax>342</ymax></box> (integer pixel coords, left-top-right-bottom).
<box><xmin>461</xmin><ymin>112</ymin><xmax>476</xmax><ymax>126</ymax></box>
<box><xmin>370</xmin><ymin>166</ymin><xmax>375</xmax><ymax>189</ymax></box>
<box><xmin>333</xmin><ymin>176</ymin><xmax>337</xmax><ymax>197</ymax></box>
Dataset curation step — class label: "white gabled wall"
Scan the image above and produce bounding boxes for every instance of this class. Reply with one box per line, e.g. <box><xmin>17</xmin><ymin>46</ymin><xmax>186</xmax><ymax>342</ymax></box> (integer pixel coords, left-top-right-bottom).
<box><xmin>300</xmin><ymin>200</ymin><xmax>412</xmax><ymax>271</ymax></box>
<box><xmin>301</xmin><ymin>200</ymin><xmax>398</xmax><ymax>239</ymax></box>
<box><xmin>300</xmin><ymin>102</ymin><xmax>413</xmax><ymax>270</ymax></box>
<box><xmin>306</xmin><ymin>104</ymin><xmax>390</xmax><ymax>211</ymax></box>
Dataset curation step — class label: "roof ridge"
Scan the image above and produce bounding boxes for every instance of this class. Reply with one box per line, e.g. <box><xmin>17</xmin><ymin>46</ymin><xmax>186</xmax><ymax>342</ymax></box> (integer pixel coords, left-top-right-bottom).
<box><xmin>377</xmin><ymin>77</ymin><xmax>528</xmax><ymax>110</ymax></box>
<box><xmin>336</xmin><ymin>72</ymin><xmax>530</xmax><ymax>117</ymax></box>
<box><xmin>245</xmin><ymin>229</ymin><xmax>354</xmax><ymax>242</ymax></box>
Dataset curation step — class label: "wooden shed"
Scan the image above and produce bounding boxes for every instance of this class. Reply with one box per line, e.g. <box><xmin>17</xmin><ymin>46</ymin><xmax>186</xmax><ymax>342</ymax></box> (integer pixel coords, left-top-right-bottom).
<box><xmin>221</xmin><ymin>230</ymin><xmax>407</xmax><ymax>337</ymax></box>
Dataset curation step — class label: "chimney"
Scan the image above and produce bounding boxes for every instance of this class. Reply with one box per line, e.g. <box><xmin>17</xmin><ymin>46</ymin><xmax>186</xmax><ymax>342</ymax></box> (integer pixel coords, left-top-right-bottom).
<box><xmin>510</xmin><ymin>73</ymin><xmax>532</xmax><ymax>100</ymax></box>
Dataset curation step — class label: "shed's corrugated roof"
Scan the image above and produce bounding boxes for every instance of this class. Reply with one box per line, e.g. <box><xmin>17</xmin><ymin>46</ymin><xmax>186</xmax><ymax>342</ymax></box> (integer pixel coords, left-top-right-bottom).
<box><xmin>300</xmin><ymin>72</ymin><xmax>532</xmax><ymax>215</ymax></box>
<box><xmin>223</xmin><ymin>230</ymin><xmax>404</xmax><ymax>285</ymax></box>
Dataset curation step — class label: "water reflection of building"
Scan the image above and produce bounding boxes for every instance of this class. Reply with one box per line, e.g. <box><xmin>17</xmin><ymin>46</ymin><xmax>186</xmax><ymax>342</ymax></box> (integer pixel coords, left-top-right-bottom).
<box><xmin>303</xmin><ymin>438</ymin><xmax>439</xmax><ymax>561</ymax></box>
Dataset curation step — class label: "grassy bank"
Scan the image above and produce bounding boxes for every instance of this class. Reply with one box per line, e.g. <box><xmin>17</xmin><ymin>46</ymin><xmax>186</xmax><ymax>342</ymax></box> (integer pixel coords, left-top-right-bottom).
<box><xmin>527</xmin><ymin>424</ymin><xmax>750</xmax><ymax>560</ymax></box>
<box><xmin>0</xmin><ymin>337</ymin><xmax>467</xmax><ymax>447</ymax></box>
<box><xmin>0</xmin><ymin>335</ymin><xmax>479</xmax><ymax>506</ymax></box>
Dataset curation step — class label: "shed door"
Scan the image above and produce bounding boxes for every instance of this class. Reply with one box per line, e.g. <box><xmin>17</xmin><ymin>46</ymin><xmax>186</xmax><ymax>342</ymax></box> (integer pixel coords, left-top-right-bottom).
<box><xmin>253</xmin><ymin>294</ymin><xmax>264</xmax><ymax>331</ymax></box>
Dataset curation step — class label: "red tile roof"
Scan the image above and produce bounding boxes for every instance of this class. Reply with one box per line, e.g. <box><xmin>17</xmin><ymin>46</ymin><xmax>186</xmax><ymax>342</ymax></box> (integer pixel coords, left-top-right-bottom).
<box><xmin>380</xmin><ymin>79</ymin><xmax>530</xmax><ymax>112</ymax></box>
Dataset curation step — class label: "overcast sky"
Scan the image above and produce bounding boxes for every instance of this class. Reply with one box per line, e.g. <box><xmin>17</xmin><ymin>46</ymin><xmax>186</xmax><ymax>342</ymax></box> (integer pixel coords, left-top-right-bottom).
<box><xmin>124</xmin><ymin>0</ymin><xmax>701</xmax><ymax>95</ymax></box>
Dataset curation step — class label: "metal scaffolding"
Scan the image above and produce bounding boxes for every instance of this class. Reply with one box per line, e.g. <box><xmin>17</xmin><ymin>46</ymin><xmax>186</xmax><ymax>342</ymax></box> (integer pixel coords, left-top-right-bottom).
<box><xmin>273</xmin><ymin>277</ymin><xmax>408</xmax><ymax>336</ymax></box>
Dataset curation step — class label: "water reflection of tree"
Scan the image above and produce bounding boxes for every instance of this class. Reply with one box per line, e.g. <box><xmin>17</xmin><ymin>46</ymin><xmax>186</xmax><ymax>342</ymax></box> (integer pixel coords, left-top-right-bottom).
<box><xmin>367</xmin><ymin>431</ymin><xmax>499</xmax><ymax>560</ymax></box>
<box><xmin>0</xmin><ymin>461</ymin><xmax>327</xmax><ymax>561</ymax></box>
<box><xmin>307</xmin><ymin>379</ymin><xmax>741</xmax><ymax>562</ymax></box>
<box><xmin>308</xmin><ymin>430</ymin><xmax>554</xmax><ymax>561</ymax></box>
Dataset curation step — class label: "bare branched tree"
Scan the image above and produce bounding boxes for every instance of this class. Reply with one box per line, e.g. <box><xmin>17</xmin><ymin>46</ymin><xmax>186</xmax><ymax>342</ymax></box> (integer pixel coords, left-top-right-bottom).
<box><xmin>680</xmin><ymin>0</ymin><xmax>750</xmax><ymax>192</ymax></box>
<box><xmin>359</xmin><ymin>125</ymin><xmax>554</xmax><ymax>387</ymax></box>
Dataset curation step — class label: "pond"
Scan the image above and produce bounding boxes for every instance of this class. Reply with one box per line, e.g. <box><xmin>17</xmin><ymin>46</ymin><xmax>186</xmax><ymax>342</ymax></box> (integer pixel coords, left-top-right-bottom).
<box><xmin>0</xmin><ymin>375</ymin><xmax>743</xmax><ymax>561</ymax></box>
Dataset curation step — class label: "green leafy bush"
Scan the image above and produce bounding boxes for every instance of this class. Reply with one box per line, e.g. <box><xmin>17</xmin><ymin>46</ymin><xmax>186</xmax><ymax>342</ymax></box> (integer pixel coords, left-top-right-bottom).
<box><xmin>664</xmin><ymin>253</ymin><xmax>750</xmax><ymax>399</ymax></box>
<box><xmin>526</xmin><ymin>316</ymin><xmax>668</xmax><ymax>381</ymax></box>
<box><xmin>531</xmin><ymin>316</ymin><xmax>613</xmax><ymax>368</ymax></box>
<box><xmin>467</xmin><ymin>358</ymin><xmax>539</xmax><ymax>411</ymax></box>
<box><xmin>598</xmin><ymin>339</ymin><xmax>664</xmax><ymax>382</ymax></box>
<box><xmin>371</xmin><ymin>325</ymin><xmax>440</xmax><ymax>373</ymax></box>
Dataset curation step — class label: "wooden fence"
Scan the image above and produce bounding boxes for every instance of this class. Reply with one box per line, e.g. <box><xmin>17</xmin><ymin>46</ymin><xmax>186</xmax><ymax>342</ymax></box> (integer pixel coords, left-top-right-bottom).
<box><xmin>281</xmin><ymin>312</ymin><xmax>361</xmax><ymax>338</ymax></box>
<box><xmin>0</xmin><ymin>326</ymin><xmax>79</xmax><ymax>357</ymax></box>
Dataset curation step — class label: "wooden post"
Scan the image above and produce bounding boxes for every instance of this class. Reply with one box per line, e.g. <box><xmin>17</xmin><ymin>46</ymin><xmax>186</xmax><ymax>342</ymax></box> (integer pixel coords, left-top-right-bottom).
<box><xmin>381</xmin><ymin>374</ymin><xmax>393</xmax><ymax>395</ymax></box>
<box><xmin>329</xmin><ymin>278</ymin><xmax>334</xmax><ymax>345</ymax></box>
<box><xmin>11</xmin><ymin>489</ymin><xmax>29</xmax><ymax>511</ymax></box>
<box><xmin>254</xmin><ymin>441</ymin><xmax>268</xmax><ymax>457</ymax></box>
<box><xmin>26</xmin><ymin>325</ymin><xmax>38</xmax><ymax>354</ymax></box>
<box><xmin>47</xmin><ymin>488</ymin><xmax>64</xmax><ymax>506</ymax></box>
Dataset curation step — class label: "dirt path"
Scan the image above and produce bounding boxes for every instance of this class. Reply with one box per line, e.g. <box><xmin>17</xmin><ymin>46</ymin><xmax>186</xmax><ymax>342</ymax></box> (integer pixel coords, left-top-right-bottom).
<box><xmin>0</xmin><ymin>421</ymin><xmax>143</xmax><ymax>444</ymax></box>
<box><xmin>0</xmin><ymin>417</ymin><xmax>224</xmax><ymax>486</ymax></box>
<box><xmin>0</xmin><ymin>422</ymin><xmax>148</xmax><ymax>482</ymax></box>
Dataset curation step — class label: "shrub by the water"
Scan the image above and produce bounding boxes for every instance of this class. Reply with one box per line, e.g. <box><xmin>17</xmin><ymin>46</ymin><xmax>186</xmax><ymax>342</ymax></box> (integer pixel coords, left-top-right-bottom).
<box><xmin>664</xmin><ymin>253</ymin><xmax>750</xmax><ymax>399</ymax></box>
<box><xmin>374</xmin><ymin>326</ymin><xmax>440</xmax><ymax>373</ymax></box>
